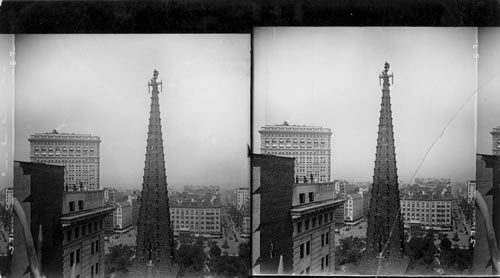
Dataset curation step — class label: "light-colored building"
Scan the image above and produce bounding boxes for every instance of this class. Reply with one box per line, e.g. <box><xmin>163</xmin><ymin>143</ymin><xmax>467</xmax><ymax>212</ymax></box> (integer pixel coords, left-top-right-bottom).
<box><xmin>28</xmin><ymin>130</ymin><xmax>101</xmax><ymax>189</ymax></box>
<box><xmin>344</xmin><ymin>193</ymin><xmax>363</xmax><ymax>225</ymax></box>
<box><xmin>237</xmin><ymin>187</ymin><xmax>250</xmax><ymax>210</ymax></box>
<box><xmin>290</xmin><ymin>181</ymin><xmax>343</xmax><ymax>275</ymax></box>
<box><xmin>400</xmin><ymin>192</ymin><xmax>453</xmax><ymax>231</ymax></box>
<box><xmin>169</xmin><ymin>196</ymin><xmax>222</xmax><ymax>238</ymax></box>
<box><xmin>491</xmin><ymin>126</ymin><xmax>500</xmax><ymax>155</ymax></box>
<box><xmin>467</xmin><ymin>180</ymin><xmax>476</xmax><ymax>203</ymax></box>
<box><xmin>241</xmin><ymin>216</ymin><xmax>250</xmax><ymax>238</ymax></box>
<box><xmin>259</xmin><ymin>122</ymin><xmax>332</xmax><ymax>182</ymax></box>
<box><xmin>113</xmin><ymin>201</ymin><xmax>133</xmax><ymax>233</ymax></box>
<box><xmin>61</xmin><ymin>189</ymin><xmax>113</xmax><ymax>278</ymax></box>
<box><xmin>4</xmin><ymin>187</ymin><xmax>13</xmax><ymax>209</ymax></box>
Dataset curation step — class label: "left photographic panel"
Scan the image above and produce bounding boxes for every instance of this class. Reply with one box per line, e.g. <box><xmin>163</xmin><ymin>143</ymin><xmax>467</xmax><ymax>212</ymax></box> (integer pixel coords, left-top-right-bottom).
<box><xmin>11</xmin><ymin>34</ymin><xmax>251</xmax><ymax>278</ymax></box>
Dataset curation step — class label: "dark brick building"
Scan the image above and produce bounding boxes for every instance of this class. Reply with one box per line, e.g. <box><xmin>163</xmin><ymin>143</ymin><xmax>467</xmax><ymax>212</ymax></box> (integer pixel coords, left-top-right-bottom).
<box><xmin>251</xmin><ymin>154</ymin><xmax>294</xmax><ymax>274</ymax></box>
<box><xmin>12</xmin><ymin>161</ymin><xmax>65</xmax><ymax>277</ymax></box>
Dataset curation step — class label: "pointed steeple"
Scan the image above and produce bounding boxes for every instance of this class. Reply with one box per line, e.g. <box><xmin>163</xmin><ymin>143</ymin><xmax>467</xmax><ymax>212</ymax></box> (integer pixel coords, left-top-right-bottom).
<box><xmin>366</xmin><ymin>62</ymin><xmax>404</xmax><ymax>258</ymax></box>
<box><xmin>134</xmin><ymin>70</ymin><xmax>176</xmax><ymax>276</ymax></box>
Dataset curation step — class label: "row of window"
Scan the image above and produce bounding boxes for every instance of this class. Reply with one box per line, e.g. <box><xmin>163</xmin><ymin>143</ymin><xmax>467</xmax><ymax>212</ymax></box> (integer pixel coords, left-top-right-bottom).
<box><xmin>299</xmin><ymin>192</ymin><xmax>315</xmax><ymax>204</ymax></box>
<box><xmin>34</xmin><ymin>146</ymin><xmax>96</xmax><ymax>152</ymax></box>
<box><xmin>66</xmin><ymin>220</ymin><xmax>103</xmax><ymax>242</ymax></box>
<box><xmin>171</xmin><ymin>209</ymin><xmax>220</xmax><ymax>215</ymax></box>
<box><xmin>296</xmin><ymin>212</ymin><xmax>334</xmax><ymax>234</ymax></box>
<box><xmin>401</xmin><ymin>202</ymin><xmax>451</xmax><ymax>207</ymax></box>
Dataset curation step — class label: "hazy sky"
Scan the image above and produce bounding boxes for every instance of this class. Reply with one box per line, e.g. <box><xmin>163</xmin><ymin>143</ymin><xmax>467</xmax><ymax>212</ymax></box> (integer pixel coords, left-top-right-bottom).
<box><xmin>254</xmin><ymin>27</ymin><xmax>476</xmax><ymax>184</ymax></box>
<box><xmin>15</xmin><ymin>34</ymin><xmax>250</xmax><ymax>190</ymax></box>
<box><xmin>0</xmin><ymin>35</ymin><xmax>14</xmax><ymax>189</ymax></box>
<box><xmin>477</xmin><ymin>28</ymin><xmax>500</xmax><ymax>154</ymax></box>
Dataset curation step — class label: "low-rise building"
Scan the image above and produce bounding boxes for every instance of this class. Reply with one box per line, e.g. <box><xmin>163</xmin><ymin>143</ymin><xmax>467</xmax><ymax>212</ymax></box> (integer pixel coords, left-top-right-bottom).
<box><xmin>113</xmin><ymin>201</ymin><xmax>133</xmax><ymax>233</ymax></box>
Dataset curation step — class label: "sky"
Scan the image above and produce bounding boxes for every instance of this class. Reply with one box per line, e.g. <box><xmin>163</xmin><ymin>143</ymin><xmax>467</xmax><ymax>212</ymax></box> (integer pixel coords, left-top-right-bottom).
<box><xmin>477</xmin><ymin>28</ymin><xmax>500</xmax><ymax>155</ymax></box>
<box><xmin>0</xmin><ymin>35</ymin><xmax>14</xmax><ymax>190</ymax></box>
<box><xmin>253</xmin><ymin>27</ymin><xmax>476</xmax><ymax>184</ymax></box>
<box><xmin>14</xmin><ymin>34</ymin><xmax>250</xmax><ymax>190</ymax></box>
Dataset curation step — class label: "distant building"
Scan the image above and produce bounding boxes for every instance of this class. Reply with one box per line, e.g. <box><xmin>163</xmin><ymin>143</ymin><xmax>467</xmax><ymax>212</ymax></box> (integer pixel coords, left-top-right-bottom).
<box><xmin>28</xmin><ymin>130</ymin><xmax>101</xmax><ymax>189</ymax></box>
<box><xmin>400</xmin><ymin>191</ymin><xmax>453</xmax><ymax>231</ymax></box>
<box><xmin>4</xmin><ymin>188</ymin><xmax>12</xmax><ymax>209</ymax></box>
<box><xmin>414</xmin><ymin>177</ymin><xmax>451</xmax><ymax>188</ymax></box>
<box><xmin>334</xmin><ymin>180</ymin><xmax>347</xmax><ymax>226</ymax></box>
<box><xmin>259</xmin><ymin>122</ymin><xmax>332</xmax><ymax>182</ymax></box>
<box><xmin>169</xmin><ymin>190</ymin><xmax>222</xmax><ymax>238</ymax></box>
<box><xmin>252</xmin><ymin>154</ymin><xmax>295</xmax><ymax>275</ymax></box>
<box><xmin>467</xmin><ymin>180</ymin><xmax>476</xmax><ymax>203</ymax></box>
<box><xmin>290</xmin><ymin>181</ymin><xmax>343</xmax><ymax>274</ymax></box>
<box><xmin>491</xmin><ymin>126</ymin><xmax>500</xmax><ymax>155</ymax></box>
<box><xmin>241</xmin><ymin>216</ymin><xmax>250</xmax><ymax>238</ymax></box>
<box><xmin>344</xmin><ymin>193</ymin><xmax>363</xmax><ymax>225</ymax></box>
<box><xmin>237</xmin><ymin>187</ymin><xmax>250</xmax><ymax>210</ymax></box>
<box><xmin>12</xmin><ymin>161</ymin><xmax>112</xmax><ymax>278</ymax></box>
<box><xmin>113</xmin><ymin>201</ymin><xmax>133</xmax><ymax>233</ymax></box>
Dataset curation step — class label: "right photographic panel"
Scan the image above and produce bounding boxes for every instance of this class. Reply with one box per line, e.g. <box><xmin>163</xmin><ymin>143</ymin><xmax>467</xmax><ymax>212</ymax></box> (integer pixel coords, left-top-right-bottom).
<box><xmin>475</xmin><ymin>27</ymin><xmax>500</xmax><ymax>276</ymax></box>
<box><xmin>252</xmin><ymin>27</ymin><xmax>477</xmax><ymax>276</ymax></box>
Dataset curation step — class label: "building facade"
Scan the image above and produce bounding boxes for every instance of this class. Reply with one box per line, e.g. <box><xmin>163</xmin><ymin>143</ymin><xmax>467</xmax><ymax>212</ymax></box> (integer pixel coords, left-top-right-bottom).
<box><xmin>334</xmin><ymin>180</ymin><xmax>347</xmax><ymax>226</ymax></box>
<box><xmin>4</xmin><ymin>188</ymin><xmax>12</xmax><ymax>209</ymax></box>
<box><xmin>252</xmin><ymin>154</ymin><xmax>295</xmax><ymax>275</ymax></box>
<box><xmin>290</xmin><ymin>181</ymin><xmax>343</xmax><ymax>275</ymax></box>
<box><xmin>169</xmin><ymin>202</ymin><xmax>222</xmax><ymax>238</ymax></box>
<box><xmin>28</xmin><ymin>130</ymin><xmax>101</xmax><ymax>189</ymax></box>
<box><xmin>12</xmin><ymin>161</ymin><xmax>112</xmax><ymax>278</ymax></box>
<box><xmin>237</xmin><ymin>187</ymin><xmax>250</xmax><ymax>210</ymax></box>
<box><xmin>400</xmin><ymin>194</ymin><xmax>453</xmax><ymax>231</ymax></box>
<box><xmin>61</xmin><ymin>189</ymin><xmax>113</xmax><ymax>278</ymax></box>
<box><xmin>259</xmin><ymin>122</ymin><xmax>332</xmax><ymax>182</ymax></box>
<box><xmin>113</xmin><ymin>201</ymin><xmax>133</xmax><ymax>233</ymax></box>
<box><xmin>491</xmin><ymin>126</ymin><xmax>500</xmax><ymax>155</ymax></box>
<box><xmin>344</xmin><ymin>193</ymin><xmax>363</xmax><ymax>225</ymax></box>
<box><xmin>467</xmin><ymin>180</ymin><xmax>476</xmax><ymax>203</ymax></box>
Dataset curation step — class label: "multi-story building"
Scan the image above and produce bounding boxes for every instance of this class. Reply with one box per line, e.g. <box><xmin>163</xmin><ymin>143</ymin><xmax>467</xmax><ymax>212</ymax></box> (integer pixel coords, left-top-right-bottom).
<box><xmin>241</xmin><ymin>215</ymin><xmax>251</xmax><ymax>238</ymax></box>
<box><xmin>259</xmin><ymin>122</ymin><xmax>332</xmax><ymax>182</ymax></box>
<box><xmin>491</xmin><ymin>126</ymin><xmax>500</xmax><ymax>155</ymax></box>
<box><xmin>290</xmin><ymin>181</ymin><xmax>343</xmax><ymax>275</ymax></box>
<box><xmin>12</xmin><ymin>161</ymin><xmax>112</xmax><ymax>278</ymax></box>
<box><xmin>400</xmin><ymin>191</ymin><xmax>453</xmax><ymax>231</ymax></box>
<box><xmin>467</xmin><ymin>180</ymin><xmax>476</xmax><ymax>203</ymax></box>
<box><xmin>113</xmin><ymin>201</ymin><xmax>133</xmax><ymax>233</ymax></box>
<box><xmin>237</xmin><ymin>187</ymin><xmax>250</xmax><ymax>210</ymax></box>
<box><xmin>61</xmin><ymin>188</ymin><xmax>113</xmax><ymax>278</ymax></box>
<box><xmin>344</xmin><ymin>193</ymin><xmax>363</xmax><ymax>225</ymax></box>
<box><xmin>4</xmin><ymin>188</ymin><xmax>13</xmax><ymax>209</ymax></box>
<box><xmin>28</xmin><ymin>130</ymin><xmax>101</xmax><ymax>189</ymax></box>
<box><xmin>333</xmin><ymin>180</ymin><xmax>347</xmax><ymax>227</ymax></box>
<box><xmin>169</xmin><ymin>193</ymin><xmax>222</xmax><ymax>238</ymax></box>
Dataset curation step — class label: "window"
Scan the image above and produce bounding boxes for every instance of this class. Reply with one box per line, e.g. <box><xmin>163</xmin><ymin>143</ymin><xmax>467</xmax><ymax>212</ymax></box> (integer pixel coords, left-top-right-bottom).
<box><xmin>91</xmin><ymin>265</ymin><xmax>94</xmax><ymax>278</ymax></box>
<box><xmin>306</xmin><ymin>241</ymin><xmax>310</xmax><ymax>255</ymax></box>
<box><xmin>326</xmin><ymin>255</ymin><xmax>329</xmax><ymax>266</ymax></box>
<box><xmin>67</xmin><ymin>230</ymin><xmax>72</xmax><ymax>241</ymax></box>
<box><xmin>76</xmin><ymin>249</ymin><xmax>80</xmax><ymax>263</ymax></box>
<box><xmin>326</xmin><ymin>232</ymin><xmax>329</xmax><ymax>244</ymax></box>
<box><xmin>306</xmin><ymin>267</ymin><xmax>310</xmax><ymax>274</ymax></box>
<box><xmin>69</xmin><ymin>201</ymin><xmax>75</xmax><ymax>212</ymax></box>
<box><xmin>82</xmin><ymin>225</ymin><xmax>86</xmax><ymax>236</ymax></box>
<box><xmin>91</xmin><ymin>242</ymin><xmax>95</xmax><ymax>255</ymax></box>
<box><xmin>75</xmin><ymin>227</ymin><xmax>79</xmax><ymax>238</ymax></box>
<box><xmin>321</xmin><ymin>257</ymin><xmax>325</xmax><ymax>270</ymax></box>
<box><xmin>299</xmin><ymin>193</ymin><xmax>305</xmax><ymax>204</ymax></box>
<box><xmin>300</xmin><ymin>244</ymin><xmax>304</xmax><ymax>258</ymax></box>
<box><xmin>318</xmin><ymin>215</ymin><xmax>322</xmax><ymax>225</ymax></box>
<box><xmin>308</xmin><ymin>192</ymin><xmax>314</xmax><ymax>202</ymax></box>
<box><xmin>312</xmin><ymin>217</ymin><xmax>316</xmax><ymax>228</ymax></box>
<box><xmin>321</xmin><ymin>234</ymin><xmax>325</xmax><ymax>247</ymax></box>
<box><xmin>70</xmin><ymin>251</ymin><xmax>75</xmax><ymax>266</ymax></box>
<box><xmin>78</xmin><ymin>200</ymin><xmax>84</xmax><ymax>210</ymax></box>
<box><xmin>95</xmin><ymin>240</ymin><xmax>99</xmax><ymax>253</ymax></box>
<box><xmin>305</xmin><ymin>219</ymin><xmax>309</xmax><ymax>230</ymax></box>
<box><xmin>297</xmin><ymin>222</ymin><xmax>302</xmax><ymax>233</ymax></box>
<box><xmin>95</xmin><ymin>263</ymin><xmax>99</xmax><ymax>275</ymax></box>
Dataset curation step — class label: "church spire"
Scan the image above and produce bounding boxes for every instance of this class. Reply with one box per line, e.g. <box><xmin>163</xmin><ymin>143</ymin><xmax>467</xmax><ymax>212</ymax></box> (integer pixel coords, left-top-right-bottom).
<box><xmin>366</xmin><ymin>62</ymin><xmax>404</xmax><ymax>258</ymax></box>
<box><xmin>133</xmin><ymin>69</ymin><xmax>176</xmax><ymax>277</ymax></box>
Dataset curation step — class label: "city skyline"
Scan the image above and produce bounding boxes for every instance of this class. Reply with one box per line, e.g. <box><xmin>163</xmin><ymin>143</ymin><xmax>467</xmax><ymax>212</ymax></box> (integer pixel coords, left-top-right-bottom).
<box><xmin>254</xmin><ymin>27</ymin><xmax>476</xmax><ymax>184</ymax></box>
<box><xmin>14</xmin><ymin>34</ymin><xmax>250</xmax><ymax>190</ymax></box>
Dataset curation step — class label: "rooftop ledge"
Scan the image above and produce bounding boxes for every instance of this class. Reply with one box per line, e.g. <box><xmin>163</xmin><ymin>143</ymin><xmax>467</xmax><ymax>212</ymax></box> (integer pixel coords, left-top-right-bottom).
<box><xmin>290</xmin><ymin>198</ymin><xmax>345</xmax><ymax>220</ymax></box>
<box><xmin>61</xmin><ymin>206</ymin><xmax>114</xmax><ymax>227</ymax></box>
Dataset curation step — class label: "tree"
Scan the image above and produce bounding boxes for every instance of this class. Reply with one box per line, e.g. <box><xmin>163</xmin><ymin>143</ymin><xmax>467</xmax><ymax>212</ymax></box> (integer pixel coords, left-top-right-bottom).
<box><xmin>176</xmin><ymin>242</ymin><xmax>207</xmax><ymax>275</ymax></box>
<box><xmin>440</xmin><ymin>238</ymin><xmax>452</xmax><ymax>252</ymax></box>
<box><xmin>238</xmin><ymin>242</ymin><xmax>250</xmax><ymax>272</ymax></box>
<box><xmin>222</xmin><ymin>239</ymin><xmax>229</xmax><ymax>249</ymax></box>
<box><xmin>406</xmin><ymin>234</ymin><xmax>438</xmax><ymax>268</ymax></box>
<box><xmin>441</xmin><ymin>247</ymin><xmax>472</xmax><ymax>272</ymax></box>
<box><xmin>210</xmin><ymin>244</ymin><xmax>222</xmax><ymax>258</ymax></box>
<box><xmin>105</xmin><ymin>244</ymin><xmax>134</xmax><ymax>275</ymax></box>
<box><xmin>336</xmin><ymin>236</ymin><xmax>364</xmax><ymax>266</ymax></box>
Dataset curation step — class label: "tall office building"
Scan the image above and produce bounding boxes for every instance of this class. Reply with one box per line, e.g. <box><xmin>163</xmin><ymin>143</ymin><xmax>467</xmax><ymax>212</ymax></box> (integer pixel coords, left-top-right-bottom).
<box><xmin>259</xmin><ymin>123</ymin><xmax>332</xmax><ymax>182</ymax></box>
<box><xmin>132</xmin><ymin>70</ymin><xmax>176</xmax><ymax>277</ymax></box>
<box><xmin>361</xmin><ymin>62</ymin><xmax>407</xmax><ymax>275</ymax></box>
<box><xmin>237</xmin><ymin>187</ymin><xmax>250</xmax><ymax>210</ymax></box>
<box><xmin>491</xmin><ymin>126</ymin><xmax>500</xmax><ymax>155</ymax></box>
<box><xmin>29</xmin><ymin>130</ymin><xmax>101</xmax><ymax>189</ymax></box>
